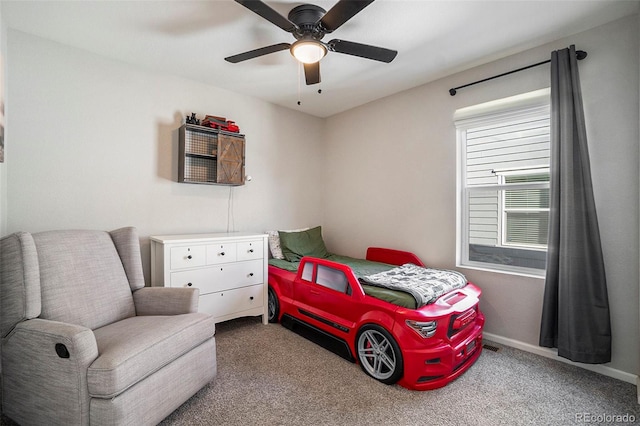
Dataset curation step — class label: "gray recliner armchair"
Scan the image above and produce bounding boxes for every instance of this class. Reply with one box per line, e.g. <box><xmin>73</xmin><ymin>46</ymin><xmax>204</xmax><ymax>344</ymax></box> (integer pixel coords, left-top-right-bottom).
<box><xmin>0</xmin><ymin>227</ymin><xmax>217</xmax><ymax>425</ymax></box>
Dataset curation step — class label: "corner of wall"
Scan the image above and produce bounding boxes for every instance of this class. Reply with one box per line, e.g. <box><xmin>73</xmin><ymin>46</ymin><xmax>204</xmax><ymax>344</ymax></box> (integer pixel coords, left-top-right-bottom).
<box><xmin>0</xmin><ymin>4</ymin><xmax>7</xmax><ymax>237</ymax></box>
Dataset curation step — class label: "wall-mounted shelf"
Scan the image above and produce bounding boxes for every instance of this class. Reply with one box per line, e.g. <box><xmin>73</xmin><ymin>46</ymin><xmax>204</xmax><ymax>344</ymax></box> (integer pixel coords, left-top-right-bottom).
<box><xmin>178</xmin><ymin>124</ymin><xmax>245</xmax><ymax>186</ymax></box>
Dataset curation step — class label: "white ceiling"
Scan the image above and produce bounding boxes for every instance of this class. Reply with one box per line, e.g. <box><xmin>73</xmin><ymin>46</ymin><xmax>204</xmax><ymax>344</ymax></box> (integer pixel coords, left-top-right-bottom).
<box><xmin>3</xmin><ymin>0</ymin><xmax>639</xmax><ymax>118</ymax></box>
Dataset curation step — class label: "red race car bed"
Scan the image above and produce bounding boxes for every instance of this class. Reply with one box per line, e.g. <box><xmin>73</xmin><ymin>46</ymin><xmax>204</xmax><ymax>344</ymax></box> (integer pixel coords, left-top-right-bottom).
<box><xmin>267</xmin><ymin>232</ymin><xmax>485</xmax><ymax>391</ymax></box>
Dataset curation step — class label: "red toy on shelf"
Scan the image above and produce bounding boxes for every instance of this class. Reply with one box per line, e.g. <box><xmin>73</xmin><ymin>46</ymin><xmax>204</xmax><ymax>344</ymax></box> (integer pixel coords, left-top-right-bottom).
<box><xmin>202</xmin><ymin>115</ymin><xmax>240</xmax><ymax>133</ymax></box>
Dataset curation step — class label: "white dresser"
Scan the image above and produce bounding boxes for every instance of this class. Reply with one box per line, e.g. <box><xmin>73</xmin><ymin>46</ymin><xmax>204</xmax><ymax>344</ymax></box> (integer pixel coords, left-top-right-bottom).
<box><xmin>150</xmin><ymin>232</ymin><xmax>269</xmax><ymax>324</ymax></box>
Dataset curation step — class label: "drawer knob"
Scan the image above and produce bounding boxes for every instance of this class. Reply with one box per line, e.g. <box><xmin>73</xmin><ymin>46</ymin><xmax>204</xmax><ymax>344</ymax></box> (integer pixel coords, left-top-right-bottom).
<box><xmin>250</xmin><ymin>296</ymin><xmax>254</xmax><ymax>300</ymax></box>
<box><xmin>187</xmin><ymin>255</ymin><xmax>192</xmax><ymax>260</ymax></box>
<box><xmin>249</xmin><ymin>249</ymin><xmax>254</xmax><ymax>253</ymax></box>
<box><xmin>249</xmin><ymin>273</ymin><xmax>254</xmax><ymax>277</ymax></box>
<box><xmin>220</xmin><ymin>252</ymin><xmax>225</xmax><ymax>256</ymax></box>
<box><xmin>187</xmin><ymin>282</ymin><xmax>193</xmax><ymax>287</ymax></box>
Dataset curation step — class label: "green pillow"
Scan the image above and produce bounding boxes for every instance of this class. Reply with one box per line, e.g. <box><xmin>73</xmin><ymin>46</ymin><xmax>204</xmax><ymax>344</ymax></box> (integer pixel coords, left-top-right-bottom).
<box><xmin>279</xmin><ymin>226</ymin><xmax>330</xmax><ymax>262</ymax></box>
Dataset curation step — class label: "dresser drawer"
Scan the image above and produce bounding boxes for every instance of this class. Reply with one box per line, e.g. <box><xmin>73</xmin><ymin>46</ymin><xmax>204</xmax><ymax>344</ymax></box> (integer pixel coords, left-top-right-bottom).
<box><xmin>199</xmin><ymin>285</ymin><xmax>264</xmax><ymax>319</ymax></box>
<box><xmin>170</xmin><ymin>268</ymin><xmax>216</xmax><ymax>293</ymax></box>
<box><xmin>170</xmin><ymin>245</ymin><xmax>206</xmax><ymax>270</ymax></box>
<box><xmin>170</xmin><ymin>259</ymin><xmax>263</xmax><ymax>295</ymax></box>
<box><xmin>206</xmin><ymin>243</ymin><xmax>237</xmax><ymax>264</ymax></box>
<box><xmin>237</xmin><ymin>240</ymin><xmax>264</xmax><ymax>261</ymax></box>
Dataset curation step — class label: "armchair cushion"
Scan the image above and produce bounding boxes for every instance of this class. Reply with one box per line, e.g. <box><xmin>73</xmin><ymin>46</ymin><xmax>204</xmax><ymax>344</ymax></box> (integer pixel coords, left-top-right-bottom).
<box><xmin>34</xmin><ymin>230</ymin><xmax>136</xmax><ymax>330</ymax></box>
<box><xmin>88</xmin><ymin>312</ymin><xmax>215</xmax><ymax>398</ymax></box>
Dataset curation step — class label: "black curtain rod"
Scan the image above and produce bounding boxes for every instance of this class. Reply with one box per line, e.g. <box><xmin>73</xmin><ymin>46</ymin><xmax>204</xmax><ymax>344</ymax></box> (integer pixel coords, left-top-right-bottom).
<box><xmin>449</xmin><ymin>49</ymin><xmax>587</xmax><ymax>96</ymax></box>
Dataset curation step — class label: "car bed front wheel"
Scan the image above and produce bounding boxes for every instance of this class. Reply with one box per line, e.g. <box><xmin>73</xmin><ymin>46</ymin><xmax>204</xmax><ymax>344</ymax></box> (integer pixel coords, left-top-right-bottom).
<box><xmin>356</xmin><ymin>324</ymin><xmax>403</xmax><ymax>385</ymax></box>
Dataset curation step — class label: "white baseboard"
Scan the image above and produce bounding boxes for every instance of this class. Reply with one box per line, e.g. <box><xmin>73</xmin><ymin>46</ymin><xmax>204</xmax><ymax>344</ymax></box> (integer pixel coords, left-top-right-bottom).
<box><xmin>483</xmin><ymin>332</ymin><xmax>638</xmax><ymax>385</ymax></box>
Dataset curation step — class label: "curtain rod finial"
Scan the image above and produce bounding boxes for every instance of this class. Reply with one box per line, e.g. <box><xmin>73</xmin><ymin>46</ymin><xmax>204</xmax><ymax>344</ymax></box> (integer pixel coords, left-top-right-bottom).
<box><xmin>576</xmin><ymin>50</ymin><xmax>587</xmax><ymax>60</ymax></box>
<box><xmin>449</xmin><ymin>88</ymin><xmax>457</xmax><ymax>96</ymax></box>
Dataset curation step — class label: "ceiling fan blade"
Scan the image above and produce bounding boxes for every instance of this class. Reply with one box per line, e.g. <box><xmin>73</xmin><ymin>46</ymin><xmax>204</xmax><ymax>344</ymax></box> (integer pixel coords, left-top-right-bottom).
<box><xmin>304</xmin><ymin>62</ymin><xmax>320</xmax><ymax>85</ymax></box>
<box><xmin>235</xmin><ymin>0</ymin><xmax>298</xmax><ymax>33</ymax></box>
<box><xmin>225</xmin><ymin>43</ymin><xmax>291</xmax><ymax>63</ymax></box>
<box><xmin>320</xmin><ymin>0</ymin><xmax>375</xmax><ymax>33</ymax></box>
<box><xmin>328</xmin><ymin>39</ymin><xmax>397</xmax><ymax>63</ymax></box>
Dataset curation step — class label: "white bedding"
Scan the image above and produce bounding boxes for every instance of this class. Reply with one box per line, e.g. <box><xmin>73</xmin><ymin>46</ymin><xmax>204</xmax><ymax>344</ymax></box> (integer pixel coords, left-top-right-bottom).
<box><xmin>360</xmin><ymin>263</ymin><xmax>468</xmax><ymax>307</ymax></box>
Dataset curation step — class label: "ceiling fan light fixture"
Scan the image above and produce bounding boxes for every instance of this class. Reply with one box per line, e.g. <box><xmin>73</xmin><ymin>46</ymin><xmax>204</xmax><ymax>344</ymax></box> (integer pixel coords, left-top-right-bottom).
<box><xmin>290</xmin><ymin>40</ymin><xmax>327</xmax><ymax>64</ymax></box>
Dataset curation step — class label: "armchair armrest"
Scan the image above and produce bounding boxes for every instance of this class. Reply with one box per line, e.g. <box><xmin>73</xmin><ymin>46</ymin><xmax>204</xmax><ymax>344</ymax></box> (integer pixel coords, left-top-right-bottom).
<box><xmin>5</xmin><ymin>318</ymin><xmax>98</xmax><ymax>363</ymax></box>
<box><xmin>133</xmin><ymin>287</ymin><xmax>200</xmax><ymax>315</ymax></box>
<box><xmin>2</xmin><ymin>319</ymin><xmax>98</xmax><ymax>424</ymax></box>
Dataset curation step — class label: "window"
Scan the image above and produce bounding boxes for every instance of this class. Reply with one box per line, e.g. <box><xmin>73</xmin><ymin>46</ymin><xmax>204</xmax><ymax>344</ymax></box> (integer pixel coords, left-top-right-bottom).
<box><xmin>300</xmin><ymin>262</ymin><xmax>351</xmax><ymax>294</ymax></box>
<box><xmin>456</xmin><ymin>90</ymin><xmax>550</xmax><ymax>275</ymax></box>
<box><xmin>316</xmin><ymin>265</ymin><xmax>350</xmax><ymax>293</ymax></box>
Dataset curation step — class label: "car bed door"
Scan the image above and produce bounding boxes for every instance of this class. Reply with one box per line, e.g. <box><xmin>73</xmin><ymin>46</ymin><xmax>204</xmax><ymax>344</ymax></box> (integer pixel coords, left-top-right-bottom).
<box><xmin>294</xmin><ymin>262</ymin><xmax>357</xmax><ymax>333</ymax></box>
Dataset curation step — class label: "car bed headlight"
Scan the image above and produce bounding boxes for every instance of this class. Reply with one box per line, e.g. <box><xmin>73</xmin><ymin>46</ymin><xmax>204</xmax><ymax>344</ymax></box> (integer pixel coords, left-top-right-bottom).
<box><xmin>406</xmin><ymin>320</ymin><xmax>437</xmax><ymax>338</ymax></box>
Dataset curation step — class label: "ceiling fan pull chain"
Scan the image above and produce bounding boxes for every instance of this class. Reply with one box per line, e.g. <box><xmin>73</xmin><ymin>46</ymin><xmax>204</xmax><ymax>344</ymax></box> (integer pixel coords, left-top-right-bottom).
<box><xmin>297</xmin><ymin>61</ymin><xmax>302</xmax><ymax>106</ymax></box>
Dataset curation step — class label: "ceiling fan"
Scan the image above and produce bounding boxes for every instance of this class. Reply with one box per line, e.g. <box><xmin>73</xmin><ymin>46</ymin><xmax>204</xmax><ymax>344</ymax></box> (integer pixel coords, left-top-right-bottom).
<box><xmin>224</xmin><ymin>0</ymin><xmax>397</xmax><ymax>85</ymax></box>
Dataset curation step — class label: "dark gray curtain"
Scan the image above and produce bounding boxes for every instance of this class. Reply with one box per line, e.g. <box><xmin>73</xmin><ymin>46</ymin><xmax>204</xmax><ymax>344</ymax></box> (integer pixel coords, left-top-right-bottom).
<box><xmin>539</xmin><ymin>45</ymin><xmax>611</xmax><ymax>364</ymax></box>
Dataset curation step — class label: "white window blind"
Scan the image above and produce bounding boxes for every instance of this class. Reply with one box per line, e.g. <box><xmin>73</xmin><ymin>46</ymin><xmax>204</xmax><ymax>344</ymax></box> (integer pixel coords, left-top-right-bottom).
<box><xmin>503</xmin><ymin>172</ymin><xmax>549</xmax><ymax>247</ymax></box>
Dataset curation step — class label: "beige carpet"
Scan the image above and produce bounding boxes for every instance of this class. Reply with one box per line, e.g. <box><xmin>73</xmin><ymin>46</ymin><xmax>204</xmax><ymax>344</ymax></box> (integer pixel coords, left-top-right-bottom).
<box><xmin>159</xmin><ymin>316</ymin><xmax>639</xmax><ymax>426</ymax></box>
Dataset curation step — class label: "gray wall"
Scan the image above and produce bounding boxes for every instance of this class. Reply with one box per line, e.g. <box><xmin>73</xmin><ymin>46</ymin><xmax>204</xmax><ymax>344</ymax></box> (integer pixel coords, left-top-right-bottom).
<box><xmin>323</xmin><ymin>15</ymin><xmax>639</xmax><ymax>377</ymax></box>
